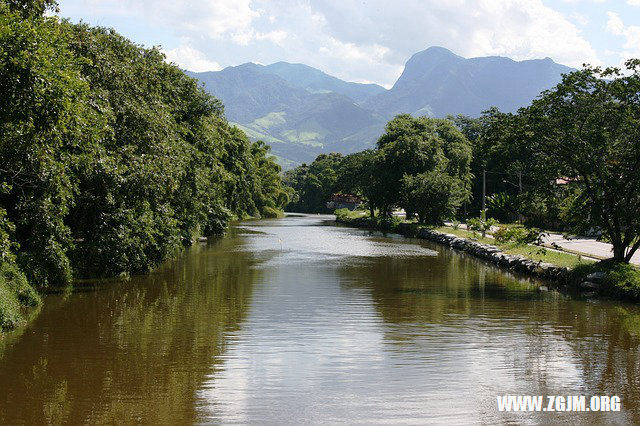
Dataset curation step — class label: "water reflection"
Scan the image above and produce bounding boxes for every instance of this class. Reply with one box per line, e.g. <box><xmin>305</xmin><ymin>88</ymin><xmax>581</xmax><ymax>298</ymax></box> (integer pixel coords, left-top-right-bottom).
<box><xmin>0</xmin><ymin>233</ymin><xmax>261</xmax><ymax>424</ymax></box>
<box><xmin>1</xmin><ymin>215</ymin><xmax>639</xmax><ymax>424</ymax></box>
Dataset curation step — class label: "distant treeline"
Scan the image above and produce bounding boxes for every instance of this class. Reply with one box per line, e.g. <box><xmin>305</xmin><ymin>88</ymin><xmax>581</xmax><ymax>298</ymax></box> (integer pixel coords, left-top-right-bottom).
<box><xmin>285</xmin><ymin>60</ymin><xmax>640</xmax><ymax>265</ymax></box>
<box><xmin>284</xmin><ymin>115</ymin><xmax>472</xmax><ymax>224</ymax></box>
<box><xmin>0</xmin><ymin>1</ymin><xmax>290</xmax><ymax>330</ymax></box>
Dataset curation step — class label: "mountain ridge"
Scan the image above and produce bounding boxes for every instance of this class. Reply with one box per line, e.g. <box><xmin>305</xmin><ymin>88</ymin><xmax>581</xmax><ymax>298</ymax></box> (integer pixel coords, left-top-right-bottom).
<box><xmin>187</xmin><ymin>47</ymin><xmax>574</xmax><ymax>167</ymax></box>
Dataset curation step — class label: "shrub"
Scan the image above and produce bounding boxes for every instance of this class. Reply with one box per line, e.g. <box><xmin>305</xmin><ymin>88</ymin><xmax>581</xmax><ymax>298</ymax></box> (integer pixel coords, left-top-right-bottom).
<box><xmin>377</xmin><ymin>215</ymin><xmax>403</xmax><ymax>231</ymax></box>
<box><xmin>493</xmin><ymin>225</ymin><xmax>542</xmax><ymax>245</ymax></box>
<box><xmin>0</xmin><ymin>261</ymin><xmax>41</xmax><ymax>331</ymax></box>
<box><xmin>468</xmin><ymin>217</ymin><xmax>498</xmax><ymax>237</ymax></box>
<box><xmin>334</xmin><ymin>208</ymin><xmax>351</xmax><ymax>221</ymax></box>
<box><xmin>572</xmin><ymin>260</ymin><xmax>640</xmax><ymax>301</ymax></box>
<box><xmin>487</xmin><ymin>192</ymin><xmax>520</xmax><ymax>223</ymax></box>
<box><xmin>608</xmin><ymin>263</ymin><xmax>640</xmax><ymax>300</ymax></box>
<box><xmin>261</xmin><ymin>206</ymin><xmax>281</xmax><ymax>218</ymax></box>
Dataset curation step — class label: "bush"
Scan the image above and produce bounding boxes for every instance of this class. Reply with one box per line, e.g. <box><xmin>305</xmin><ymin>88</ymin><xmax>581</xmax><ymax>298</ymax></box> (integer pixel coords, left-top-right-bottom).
<box><xmin>468</xmin><ymin>217</ymin><xmax>498</xmax><ymax>237</ymax></box>
<box><xmin>260</xmin><ymin>206</ymin><xmax>281</xmax><ymax>218</ymax></box>
<box><xmin>493</xmin><ymin>225</ymin><xmax>542</xmax><ymax>244</ymax></box>
<box><xmin>377</xmin><ymin>215</ymin><xmax>403</xmax><ymax>231</ymax></box>
<box><xmin>487</xmin><ymin>192</ymin><xmax>520</xmax><ymax>223</ymax></box>
<box><xmin>334</xmin><ymin>208</ymin><xmax>351</xmax><ymax>221</ymax></box>
<box><xmin>572</xmin><ymin>260</ymin><xmax>640</xmax><ymax>301</ymax></box>
<box><xmin>0</xmin><ymin>261</ymin><xmax>41</xmax><ymax>331</ymax></box>
<box><xmin>0</xmin><ymin>281</ymin><xmax>21</xmax><ymax>331</ymax></box>
<box><xmin>608</xmin><ymin>263</ymin><xmax>640</xmax><ymax>300</ymax></box>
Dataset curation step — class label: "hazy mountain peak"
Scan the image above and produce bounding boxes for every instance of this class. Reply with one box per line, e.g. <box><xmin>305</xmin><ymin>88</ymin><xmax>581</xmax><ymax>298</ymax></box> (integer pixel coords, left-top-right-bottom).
<box><xmin>366</xmin><ymin>47</ymin><xmax>573</xmax><ymax>119</ymax></box>
<box><xmin>188</xmin><ymin>47</ymin><xmax>573</xmax><ymax>168</ymax></box>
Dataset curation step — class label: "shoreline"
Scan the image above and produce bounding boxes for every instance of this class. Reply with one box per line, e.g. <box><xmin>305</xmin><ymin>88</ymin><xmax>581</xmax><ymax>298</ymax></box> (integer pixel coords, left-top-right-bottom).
<box><xmin>334</xmin><ymin>216</ymin><xmax>614</xmax><ymax>297</ymax></box>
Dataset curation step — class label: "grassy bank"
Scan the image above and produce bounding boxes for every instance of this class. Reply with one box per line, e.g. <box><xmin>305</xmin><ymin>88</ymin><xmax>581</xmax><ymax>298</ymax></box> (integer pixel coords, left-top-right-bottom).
<box><xmin>432</xmin><ymin>226</ymin><xmax>593</xmax><ymax>269</ymax></box>
<box><xmin>571</xmin><ymin>261</ymin><xmax>640</xmax><ymax>301</ymax></box>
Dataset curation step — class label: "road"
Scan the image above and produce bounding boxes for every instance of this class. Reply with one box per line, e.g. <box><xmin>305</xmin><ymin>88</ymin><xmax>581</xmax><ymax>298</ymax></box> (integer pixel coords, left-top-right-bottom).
<box><xmin>443</xmin><ymin>221</ymin><xmax>640</xmax><ymax>266</ymax></box>
<box><xmin>541</xmin><ymin>233</ymin><xmax>640</xmax><ymax>266</ymax></box>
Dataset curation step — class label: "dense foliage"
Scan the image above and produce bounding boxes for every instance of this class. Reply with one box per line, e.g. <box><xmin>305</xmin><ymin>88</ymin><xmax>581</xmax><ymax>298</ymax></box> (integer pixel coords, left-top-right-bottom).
<box><xmin>285</xmin><ymin>115</ymin><xmax>472</xmax><ymax>224</ymax></box>
<box><xmin>286</xmin><ymin>61</ymin><xmax>640</xmax><ymax>267</ymax></box>
<box><xmin>0</xmin><ymin>1</ymin><xmax>289</xmax><ymax>330</ymax></box>
<box><xmin>476</xmin><ymin>61</ymin><xmax>640</xmax><ymax>263</ymax></box>
<box><xmin>525</xmin><ymin>62</ymin><xmax>640</xmax><ymax>263</ymax></box>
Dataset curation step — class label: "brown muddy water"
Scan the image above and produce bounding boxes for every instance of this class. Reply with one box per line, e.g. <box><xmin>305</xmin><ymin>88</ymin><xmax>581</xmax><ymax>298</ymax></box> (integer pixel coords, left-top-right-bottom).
<box><xmin>1</xmin><ymin>215</ymin><xmax>639</xmax><ymax>424</ymax></box>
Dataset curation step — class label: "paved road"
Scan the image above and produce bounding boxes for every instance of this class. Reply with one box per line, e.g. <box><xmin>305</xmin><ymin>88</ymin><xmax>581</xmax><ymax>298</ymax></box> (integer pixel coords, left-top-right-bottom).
<box><xmin>541</xmin><ymin>233</ymin><xmax>640</xmax><ymax>266</ymax></box>
<box><xmin>443</xmin><ymin>222</ymin><xmax>640</xmax><ymax>266</ymax></box>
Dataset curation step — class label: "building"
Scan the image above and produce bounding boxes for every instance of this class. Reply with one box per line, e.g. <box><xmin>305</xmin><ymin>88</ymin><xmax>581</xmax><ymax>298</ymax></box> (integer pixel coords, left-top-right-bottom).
<box><xmin>326</xmin><ymin>193</ymin><xmax>362</xmax><ymax>211</ymax></box>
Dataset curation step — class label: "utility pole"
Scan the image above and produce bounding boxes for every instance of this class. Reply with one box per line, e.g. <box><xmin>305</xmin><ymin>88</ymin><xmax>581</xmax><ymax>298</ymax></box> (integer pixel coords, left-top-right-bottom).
<box><xmin>518</xmin><ymin>170</ymin><xmax>522</xmax><ymax>195</ymax></box>
<box><xmin>482</xmin><ymin>167</ymin><xmax>486</xmax><ymax>220</ymax></box>
<box><xmin>517</xmin><ymin>170</ymin><xmax>523</xmax><ymax>223</ymax></box>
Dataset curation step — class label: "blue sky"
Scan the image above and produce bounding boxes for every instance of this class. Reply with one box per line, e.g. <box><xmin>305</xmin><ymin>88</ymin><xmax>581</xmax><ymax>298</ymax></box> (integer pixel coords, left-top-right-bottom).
<box><xmin>55</xmin><ymin>0</ymin><xmax>640</xmax><ymax>88</ymax></box>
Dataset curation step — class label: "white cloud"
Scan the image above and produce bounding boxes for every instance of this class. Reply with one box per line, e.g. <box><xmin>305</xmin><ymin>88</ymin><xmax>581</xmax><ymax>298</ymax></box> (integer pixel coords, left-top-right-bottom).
<box><xmin>606</xmin><ymin>12</ymin><xmax>625</xmax><ymax>35</ymax></box>
<box><xmin>571</xmin><ymin>12</ymin><xmax>589</xmax><ymax>25</ymax></box>
<box><xmin>628</xmin><ymin>0</ymin><xmax>640</xmax><ymax>6</ymax></box>
<box><xmin>58</xmin><ymin>0</ymin><xmax>601</xmax><ymax>85</ymax></box>
<box><xmin>163</xmin><ymin>45</ymin><xmax>221</xmax><ymax>72</ymax></box>
<box><xmin>459</xmin><ymin>0</ymin><xmax>599</xmax><ymax>67</ymax></box>
<box><xmin>605</xmin><ymin>12</ymin><xmax>640</xmax><ymax>64</ymax></box>
<box><xmin>255</xmin><ymin>30</ymin><xmax>288</xmax><ymax>45</ymax></box>
<box><xmin>319</xmin><ymin>38</ymin><xmax>389</xmax><ymax>63</ymax></box>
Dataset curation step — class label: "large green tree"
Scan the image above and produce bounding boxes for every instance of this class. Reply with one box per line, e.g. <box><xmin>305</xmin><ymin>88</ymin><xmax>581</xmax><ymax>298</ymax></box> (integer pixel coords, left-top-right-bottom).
<box><xmin>374</xmin><ymin>115</ymin><xmax>472</xmax><ymax>219</ymax></box>
<box><xmin>0</xmin><ymin>2</ymin><xmax>99</xmax><ymax>287</ymax></box>
<box><xmin>525</xmin><ymin>61</ymin><xmax>640</xmax><ymax>263</ymax></box>
<box><xmin>284</xmin><ymin>153</ymin><xmax>343</xmax><ymax>213</ymax></box>
<box><xmin>401</xmin><ymin>170</ymin><xmax>469</xmax><ymax>225</ymax></box>
<box><xmin>0</xmin><ymin>1</ymin><xmax>290</xmax><ymax>290</ymax></box>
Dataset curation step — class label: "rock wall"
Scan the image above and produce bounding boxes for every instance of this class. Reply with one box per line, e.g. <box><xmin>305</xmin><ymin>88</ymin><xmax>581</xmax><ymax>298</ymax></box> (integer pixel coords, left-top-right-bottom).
<box><xmin>417</xmin><ymin>228</ymin><xmax>571</xmax><ymax>283</ymax></box>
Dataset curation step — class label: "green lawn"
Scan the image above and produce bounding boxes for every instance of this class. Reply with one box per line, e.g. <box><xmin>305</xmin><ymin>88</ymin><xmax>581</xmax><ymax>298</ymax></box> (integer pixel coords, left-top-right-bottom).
<box><xmin>435</xmin><ymin>226</ymin><xmax>594</xmax><ymax>269</ymax></box>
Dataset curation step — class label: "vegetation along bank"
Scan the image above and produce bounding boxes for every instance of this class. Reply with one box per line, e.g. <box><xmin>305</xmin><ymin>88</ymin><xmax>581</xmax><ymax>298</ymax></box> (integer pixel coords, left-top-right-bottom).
<box><xmin>0</xmin><ymin>1</ymin><xmax>291</xmax><ymax>331</ymax></box>
<box><xmin>335</xmin><ymin>211</ymin><xmax>618</xmax><ymax>298</ymax></box>
<box><xmin>286</xmin><ymin>60</ymin><xmax>640</xmax><ymax>302</ymax></box>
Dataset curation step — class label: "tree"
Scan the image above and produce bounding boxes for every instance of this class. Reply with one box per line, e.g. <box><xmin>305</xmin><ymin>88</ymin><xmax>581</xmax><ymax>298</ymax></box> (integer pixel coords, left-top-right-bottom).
<box><xmin>284</xmin><ymin>153</ymin><xmax>343</xmax><ymax>213</ymax></box>
<box><xmin>374</xmin><ymin>115</ymin><xmax>472</xmax><ymax>218</ymax></box>
<box><xmin>3</xmin><ymin>0</ymin><xmax>57</xmax><ymax>18</ymax></box>
<box><xmin>401</xmin><ymin>170</ymin><xmax>469</xmax><ymax>225</ymax></box>
<box><xmin>336</xmin><ymin>150</ymin><xmax>379</xmax><ymax>217</ymax></box>
<box><xmin>525</xmin><ymin>60</ymin><xmax>640</xmax><ymax>263</ymax></box>
<box><xmin>0</xmin><ymin>3</ymin><xmax>99</xmax><ymax>287</ymax></box>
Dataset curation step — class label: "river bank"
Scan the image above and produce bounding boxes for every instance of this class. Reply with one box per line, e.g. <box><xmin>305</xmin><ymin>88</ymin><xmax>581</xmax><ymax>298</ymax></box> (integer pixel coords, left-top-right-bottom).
<box><xmin>335</xmin><ymin>214</ymin><xmax>639</xmax><ymax>301</ymax></box>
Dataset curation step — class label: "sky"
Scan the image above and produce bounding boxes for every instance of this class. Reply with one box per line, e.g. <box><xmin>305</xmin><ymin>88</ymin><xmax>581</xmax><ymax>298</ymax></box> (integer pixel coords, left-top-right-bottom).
<box><xmin>55</xmin><ymin>0</ymin><xmax>640</xmax><ymax>88</ymax></box>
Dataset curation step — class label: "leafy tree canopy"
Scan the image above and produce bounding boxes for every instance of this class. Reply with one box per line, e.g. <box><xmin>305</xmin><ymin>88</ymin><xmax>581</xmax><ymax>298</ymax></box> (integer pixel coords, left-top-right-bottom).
<box><xmin>524</xmin><ymin>61</ymin><xmax>640</xmax><ymax>262</ymax></box>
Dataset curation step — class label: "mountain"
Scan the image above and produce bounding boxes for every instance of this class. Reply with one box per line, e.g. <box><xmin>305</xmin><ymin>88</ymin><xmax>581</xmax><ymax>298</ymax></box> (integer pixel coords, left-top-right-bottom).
<box><xmin>263</xmin><ymin>62</ymin><xmax>386</xmax><ymax>103</ymax></box>
<box><xmin>187</xmin><ymin>48</ymin><xmax>573</xmax><ymax>168</ymax></box>
<box><xmin>187</xmin><ymin>64</ymin><xmax>386</xmax><ymax>167</ymax></box>
<box><xmin>186</xmin><ymin>64</ymin><xmax>309</xmax><ymax>123</ymax></box>
<box><xmin>363</xmin><ymin>46</ymin><xmax>573</xmax><ymax>118</ymax></box>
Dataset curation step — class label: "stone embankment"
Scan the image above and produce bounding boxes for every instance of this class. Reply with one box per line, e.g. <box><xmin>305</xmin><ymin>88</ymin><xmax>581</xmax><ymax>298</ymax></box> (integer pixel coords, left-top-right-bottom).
<box><xmin>416</xmin><ymin>228</ymin><xmax>571</xmax><ymax>283</ymax></box>
<box><xmin>338</xmin><ymin>217</ymin><xmax>614</xmax><ymax>292</ymax></box>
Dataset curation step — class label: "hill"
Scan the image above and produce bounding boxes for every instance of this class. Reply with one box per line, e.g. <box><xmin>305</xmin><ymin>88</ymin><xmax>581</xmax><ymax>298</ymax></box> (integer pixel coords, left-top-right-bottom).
<box><xmin>187</xmin><ymin>48</ymin><xmax>573</xmax><ymax>167</ymax></box>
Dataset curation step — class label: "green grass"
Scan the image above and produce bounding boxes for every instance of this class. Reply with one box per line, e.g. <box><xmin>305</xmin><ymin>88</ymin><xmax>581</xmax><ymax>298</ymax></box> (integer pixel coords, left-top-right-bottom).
<box><xmin>435</xmin><ymin>225</ymin><xmax>593</xmax><ymax>269</ymax></box>
<box><xmin>434</xmin><ymin>226</ymin><xmax>495</xmax><ymax>244</ymax></box>
<box><xmin>338</xmin><ymin>216</ymin><xmax>593</xmax><ymax>270</ymax></box>
<box><xmin>253</xmin><ymin>112</ymin><xmax>287</xmax><ymax>129</ymax></box>
<box><xmin>501</xmin><ymin>244</ymin><xmax>594</xmax><ymax>268</ymax></box>
<box><xmin>334</xmin><ymin>208</ymin><xmax>368</xmax><ymax>221</ymax></box>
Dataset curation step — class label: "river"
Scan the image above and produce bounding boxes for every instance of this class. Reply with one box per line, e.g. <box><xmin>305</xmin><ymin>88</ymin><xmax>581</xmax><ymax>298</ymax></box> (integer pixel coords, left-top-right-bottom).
<box><xmin>1</xmin><ymin>215</ymin><xmax>639</xmax><ymax>424</ymax></box>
